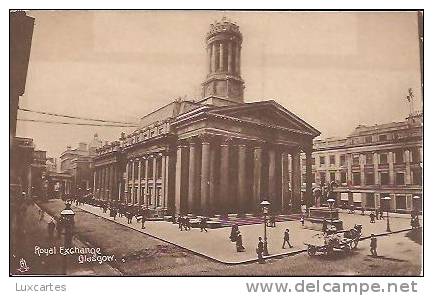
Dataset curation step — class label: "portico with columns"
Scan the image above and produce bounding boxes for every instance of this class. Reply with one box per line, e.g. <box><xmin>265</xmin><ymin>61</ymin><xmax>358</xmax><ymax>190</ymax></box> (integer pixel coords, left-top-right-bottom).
<box><xmin>93</xmin><ymin>17</ymin><xmax>320</xmax><ymax>216</ymax></box>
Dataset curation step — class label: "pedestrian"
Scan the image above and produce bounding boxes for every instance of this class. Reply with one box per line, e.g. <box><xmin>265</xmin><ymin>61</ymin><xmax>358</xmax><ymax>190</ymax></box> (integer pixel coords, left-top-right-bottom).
<box><xmin>370</xmin><ymin>234</ymin><xmax>378</xmax><ymax>257</ymax></box>
<box><xmin>236</xmin><ymin>234</ymin><xmax>245</xmax><ymax>252</ymax></box>
<box><xmin>379</xmin><ymin>208</ymin><xmax>384</xmax><ymax>220</ymax></box>
<box><xmin>200</xmin><ymin>217</ymin><xmax>208</xmax><ymax>232</ymax></box>
<box><xmin>375</xmin><ymin>208</ymin><xmax>379</xmax><ymax>220</ymax></box>
<box><xmin>361</xmin><ymin>207</ymin><xmax>365</xmax><ymax>216</ymax></box>
<box><xmin>256</xmin><ymin>237</ymin><xmax>265</xmax><ymax>263</ymax></box>
<box><xmin>300</xmin><ymin>214</ymin><xmax>305</xmax><ymax>227</ymax></box>
<box><xmin>369</xmin><ymin>211</ymin><xmax>375</xmax><ymax>223</ymax></box>
<box><xmin>39</xmin><ymin>209</ymin><xmax>45</xmax><ymax>222</ymax></box>
<box><xmin>282</xmin><ymin>228</ymin><xmax>293</xmax><ymax>249</ymax></box>
<box><xmin>179</xmin><ymin>216</ymin><xmax>184</xmax><ymax>231</ymax></box>
<box><xmin>172</xmin><ymin>214</ymin><xmax>176</xmax><ymax>224</ymax></box>
<box><xmin>230</xmin><ymin>224</ymin><xmax>239</xmax><ymax>242</ymax></box>
<box><xmin>47</xmin><ymin>219</ymin><xmax>55</xmax><ymax>241</ymax></box>
<box><xmin>139</xmin><ymin>207</ymin><xmax>146</xmax><ymax>229</ymax></box>
<box><xmin>270</xmin><ymin>215</ymin><xmax>276</xmax><ymax>227</ymax></box>
<box><xmin>185</xmin><ymin>217</ymin><xmax>191</xmax><ymax>230</ymax></box>
<box><xmin>349</xmin><ymin>204</ymin><xmax>355</xmax><ymax>214</ymax></box>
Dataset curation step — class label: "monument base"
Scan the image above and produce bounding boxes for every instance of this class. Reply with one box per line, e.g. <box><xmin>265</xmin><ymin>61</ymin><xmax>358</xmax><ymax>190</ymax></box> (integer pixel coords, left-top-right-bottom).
<box><xmin>307</xmin><ymin>207</ymin><xmax>343</xmax><ymax>230</ymax></box>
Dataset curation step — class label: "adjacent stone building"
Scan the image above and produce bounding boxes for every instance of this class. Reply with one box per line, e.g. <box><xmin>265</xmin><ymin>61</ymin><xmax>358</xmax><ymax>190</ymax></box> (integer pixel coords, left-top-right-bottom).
<box><xmin>94</xmin><ymin>18</ymin><xmax>320</xmax><ymax>216</ymax></box>
<box><xmin>299</xmin><ymin>112</ymin><xmax>422</xmax><ymax>213</ymax></box>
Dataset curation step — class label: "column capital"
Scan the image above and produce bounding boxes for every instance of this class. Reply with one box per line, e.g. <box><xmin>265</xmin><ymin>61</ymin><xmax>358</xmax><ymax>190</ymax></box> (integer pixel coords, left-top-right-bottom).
<box><xmin>220</xmin><ymin>136</ymin><xmax>233</xmax><ymax>146</ymax></box>
<box><xmin>198</xmin><ymin>133</ymin><xmax>214</xmax><ymax>144</ymax></box>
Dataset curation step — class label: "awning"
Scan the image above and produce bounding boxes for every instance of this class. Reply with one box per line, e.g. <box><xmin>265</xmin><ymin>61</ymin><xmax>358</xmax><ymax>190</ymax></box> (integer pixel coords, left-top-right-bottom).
<box><xmin>353</xmin><ymin>192</ymin><xmax>362</xmax><ymax>203</ymax></box>
<box><xmin>340</xmin><ymin>193</ymin><xmax>349</xmax><ymax>201</ymax></box>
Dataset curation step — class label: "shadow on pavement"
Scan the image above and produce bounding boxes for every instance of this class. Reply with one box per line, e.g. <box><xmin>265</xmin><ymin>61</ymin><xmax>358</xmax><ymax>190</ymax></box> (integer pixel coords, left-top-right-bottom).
<box><xmin>406</xmin><ymin>228</ymin><xmax>422</xmax><ymax>245</ymax></box>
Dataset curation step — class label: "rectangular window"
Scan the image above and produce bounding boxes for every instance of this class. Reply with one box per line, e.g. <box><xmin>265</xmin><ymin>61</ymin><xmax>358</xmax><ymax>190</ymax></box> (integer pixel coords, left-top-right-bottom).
<box><xmin>330</xmin><ymin>172</ymin><xmax>335</xmax><ymax>182</ymax></box>
<box><xmin>380</xmin><ymin>172</ymin><xmax>389</xmax><ymax>185</ymax></box>
<box><xmin>353</xmin><ymin>172</ymin><xmax>361</xmax><ymax>186</ymax></box>
<box><xmin>396</xmin><ymin>195</ymin><xmax>407</xmax><ymax>210</ymax></box>
<box><xmin>379</xmin><ymin>153</ymin><xmax>388</xmax><ymax>164</ymax></box>
<box><xmin>366</xmin><ymin>172</ymin><xmax>375</xmax><ymax>185</ymax></box>
<box><xmin>366</xmin><ymin>193</ymin><xmax>375</xmax><ymax>208</ymax></box>
<box><xmin>157</xmin><ymin>158</ymin><xmax>162</xmax><ymax>178</ymax></box>
<box><xmin>329</xmin><ymin>155</ymin><xmax>335</xmax><ymax>165</ymax></box>
<box><xmin>395</xmin><ymin>149</ymin><xmax>404</xmax><ymax>164</ymax></box>
<box><xmin>340</xmin><ymin>171</ymin><xmax>347</xmax><ymax>183</ymax></box>
<box><xmin>365</xmin><ymin>153</ymin><xmax>373</xmax><ymax>164</ymax></box>
<box><xmin>302</xmin><ymin>158</ymin><xmax>306</xmax><ymax>167</ymax></box>
<box><xmin>365</xmin><ymin>136</ymin><xmax>372</xmax><ymax>143</ymax></box>
<box><xmin>320</xmin><ymin>172</ymin><xmax>326</xmax><ymax>185</ymax></box>
<box><xmin>340</xmin><ymin>155</ymin><xmax>346</xmax><ymax>166</ymax></box>
<box><xmin>311</xmin><ymin>157</ymin><xmax>316</xmax><ymax>166</ymax></box>
<box><xmin>352</xmin><ymin>154</ymin><xmax>360</xmax><ymax>165</ymax></box>
<box><xmin>412</xmin><ymin>148</ymin><xmax>420</xmax><ymax>163</ymax></box>
<box><xmin>413</xmin><ymin>169</ymin><xmax>422</xmax><ymax>185</ymax></box>
<box><xmin>396</xmin><ymin>172</ymin><xmax>405</xmax><ymax>185</ymax></box>
<box><xmin>320</xmin><ymin>156</ymin><xmax>325</xmax><ymax>166</ymax></box>
<box><xmin>302</xmin><ymin>174</ymin><xmax>306</xmax><ymax>184</ymax></box>
<box><xmin>379</xmin><ymin>134</ymin><xmax>388</xmax><ymax>141</ymax></box>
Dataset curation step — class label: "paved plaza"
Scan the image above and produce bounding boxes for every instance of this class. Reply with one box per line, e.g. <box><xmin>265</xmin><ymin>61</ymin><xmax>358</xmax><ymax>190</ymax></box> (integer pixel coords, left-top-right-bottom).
<box><xmin>76</xmin><ymin>203</ymin><xmax>417</xmax><ymax>264</ymax></box>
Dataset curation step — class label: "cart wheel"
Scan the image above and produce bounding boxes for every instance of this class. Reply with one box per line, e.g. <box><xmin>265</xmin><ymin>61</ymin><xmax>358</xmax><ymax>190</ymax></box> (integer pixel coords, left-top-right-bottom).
<box><xmin>351</xmin><ymin>239</ymin><xmax>359</xmax><ymax>249</ymax></box>
<box><xmin>307</xmin><ymin>246</ymin><xmax>316</xmax><ymax>256</ymax></box>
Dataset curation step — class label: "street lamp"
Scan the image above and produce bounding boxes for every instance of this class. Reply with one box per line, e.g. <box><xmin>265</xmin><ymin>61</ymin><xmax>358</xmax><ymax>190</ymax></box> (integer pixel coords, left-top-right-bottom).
<box><xmin>60</xmin><ymin>201</ymin><xmax>75</xmax><ymax>275</ymax></box>
<box><xmin>381</xmin><ymin>196</ymin><xmax>391</xmax><ymax>232</ymax></box>
<box><xmin>327</xmin><ymin>198</ymin><xmax>335</xmax><ymax>210</ymax></box>
<box><xmin>260</xmin><ymin>200</ymin><xmax>270</xmax><ymax>256</ymax></box>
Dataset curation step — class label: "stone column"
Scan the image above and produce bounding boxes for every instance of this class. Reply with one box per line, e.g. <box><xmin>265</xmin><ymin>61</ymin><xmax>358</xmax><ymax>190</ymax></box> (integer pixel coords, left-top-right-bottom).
<box><xmin>162</xmin><ymin>153</ymin><xmax>168</xmax><ymax>209</ymax></box>
<box><xmin>124</xmin><ymin>161</ymin><xmax>129</xmax><ymax>203</ymax></box>
<box><xmin>220</xmin><ymin>138</ymin><xmax>231</xmax><ymax>213</ymax></box>
<box><xmin>100</xmin><ymin>166</ymin><xmax>105</xmax><ymax>200</ymax></box>
<box><xmin>144</xmin><ymin>156</ymin><xmax>149</xmax><ymax>207</ymax></box>
<box><xmin>208</xmin><ymin>44</ymin><xmax>212</xmax><ymax>73</ymax></box>
<box><xmin>227</xmin><ymin>41</ymin><xmax>233</xmax><ymax>73</ymax></box>
<box><xmin>388</xmin><ymin>151</ymin><xmax>395</xmax><ymax>185</ymax></box>
<box><xmin>291</xmin><ymin>148</ymin><xmax>302</xmax><ymax>213</ymax></box>
<box><xmin>237</xmin><ymin>141</ymin><xmax>247</xmax><ymax>213</ymax></box>
<box><xmin>360</xmin><ymin>154</ymin><xmax>366</xmax><ymax>186</ymax></box>
<box><xmin>188</xmin><ymin>140</ymin><xmax>197</xmax><ymax>213</ymax></box>
<box><xmin>105</xmin><ymin>166</ymin><xmax>110</xmax><ymax>201</ymax></box>
<box><xmin>268</xmin><ymin>146</ymin><xmax>277</xmax><ymax>207</ymax></box>
<box><xmin>131</xmin><ymin>160</ymin><xmax>136</xmax><ymax>204</ymax></box>
<box><xmin>405</xmin><ymin>149</ymin><xmax>411</xmax><ymax>185</ymax></box>
<box><xmin>305</xmin><ymin>149</ymin><xmax>313</xmax><ymax>208</ymax></box>
<box><xmin>93</xmin><ymin>169</ymin><xmax>97</xmax><ymax>196</ymax></box>
<box><xmin>253</xmin><ymin>145</ymin><xmax>262</xmax><ymax>210</ymax></box>
<box><xmin>373</xmin><ymin>152</ymin><xmax>379</xmax><ymax>185</ymax></box>
<box><xmin>219</xmin><ymin>42</ymin><xmax>224</xmax><ymax>71</ymax></box>
<box><xmin>137</xmin><ymin>159</ymin><xmax>142</xmax><ymax>205</ymax></box>
<box><xmin>211</xmin><ymin>42</ymin><xmax>217</xmax><ymax>73</ymax></box>
<box><xmin>347</xmin><ymin>154</ymin><xmax>353</xmax><ymax>186</ymax></box>
<box><xmin>109</xmin><ymin>165</ymin><xmax>115</xmax><ymax>200</ymax></box>
<box><xmin>209</xmin><ymin>142</ymin><xmax>217</xmax><ymax>213</ymax></box>
<box><xmin>152</xmin><ymin>155</ymin><xmax>157</xmax><ymax>207</ymax></box>
<box><xmin>236</xmin><ymin>42</ymin><xmax>241</xmax><ymax>74</ymax></box>
<box><xmin>200</xmin><ymin>136</ymin><xmax>211</xmax><ymax>215</ymax></box>
<box><xmin>281</xmin><ymin>152</ymin><xmax>290</xmax><ymax>212</ymax></box>
<box><xmin>175</xmin><ymin>143</ymin><xmax>186</xmax><ymax>214</ymax></box>
<box><xmin>27</xmin><ymin>166</ymin><xmax>32</xmax><ymax>197</ymax></box>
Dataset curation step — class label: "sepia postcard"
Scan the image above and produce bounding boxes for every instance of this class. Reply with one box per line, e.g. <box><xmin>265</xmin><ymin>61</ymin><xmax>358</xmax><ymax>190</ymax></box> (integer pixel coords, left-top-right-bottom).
<box><xmin>10</xmin><ymin>10</ymin><xmax>423</xmax><ymax>280</ymax></box>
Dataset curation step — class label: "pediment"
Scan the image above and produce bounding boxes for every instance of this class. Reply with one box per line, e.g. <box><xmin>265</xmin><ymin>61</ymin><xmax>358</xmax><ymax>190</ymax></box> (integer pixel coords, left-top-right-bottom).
<box><xmin>209</xmin><ymin>100</ymin><xmax>320</xmax><ymax>137</ymax></box>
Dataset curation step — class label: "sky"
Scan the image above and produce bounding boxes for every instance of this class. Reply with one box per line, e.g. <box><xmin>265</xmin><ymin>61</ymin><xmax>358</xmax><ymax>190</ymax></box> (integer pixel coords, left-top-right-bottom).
<box><xmin>16</xmin><ymin>10</ymin><xmax>423</xmax><ymax>158</ymax></box>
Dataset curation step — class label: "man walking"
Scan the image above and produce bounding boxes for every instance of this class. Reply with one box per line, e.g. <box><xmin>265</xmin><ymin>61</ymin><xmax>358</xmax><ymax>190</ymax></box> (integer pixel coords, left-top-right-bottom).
<box><xmin>282</xmin><ymin>228</ymin><xmax>293</xmax><ymax>249</ymax></box>
<box><xmin>370</xmin><ymin>234</ymin><xmax>378</xmax><ymax>257</ymax></box>
<box><xmin>256</xmin><ymin>237</ymin><xmax>265</xmax><ymax>263</ymax></box>
<box><xmin>369</xmin><ymin>211</ymin><xmax>376</xmax><ymax>223</ymax></box>
<box><xmin>139</xmin><ymin>207</ymin><xmax>146</xmax><ymax>229</ymax></box>
<box><xmin>200</xmin><ymin>217</ymin><xmax>208</xmax><ymax>232</ymax></box>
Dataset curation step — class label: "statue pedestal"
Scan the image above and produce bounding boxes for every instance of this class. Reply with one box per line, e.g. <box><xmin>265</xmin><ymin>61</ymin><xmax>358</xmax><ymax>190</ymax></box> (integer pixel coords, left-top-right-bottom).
<box><xmin>307</xmin><ymin>207</ymin><xmax>343</xmax><ymax>230</ymax></box>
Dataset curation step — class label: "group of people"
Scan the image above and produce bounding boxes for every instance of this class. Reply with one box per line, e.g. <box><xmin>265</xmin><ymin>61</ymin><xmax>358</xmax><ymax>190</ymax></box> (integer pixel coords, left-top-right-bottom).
<box><xmin>369</xmin><ymin>208</ymin><xmax>385</xmax><ymax>223</ymax></box>
<box><xmin>229</xmin><ymin>224</ymin><xmax>245</xmax><ymax>252</ymax></box>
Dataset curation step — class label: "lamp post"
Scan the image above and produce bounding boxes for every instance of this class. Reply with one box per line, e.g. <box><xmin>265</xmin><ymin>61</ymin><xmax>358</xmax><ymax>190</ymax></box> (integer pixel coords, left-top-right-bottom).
<box><xmin>60</xmin><ymin>201</ymin><xmax>75</xmax><ymax>275</ymax></box>
<box><xmin>381</xmin><ymin>196</ymin><xmax>391</xmax><ymax>232</ymax></box>
<box><xmin>260</xmin><ymin>200</ymin><xmax>270</xmax><ymax>256</ymax></box>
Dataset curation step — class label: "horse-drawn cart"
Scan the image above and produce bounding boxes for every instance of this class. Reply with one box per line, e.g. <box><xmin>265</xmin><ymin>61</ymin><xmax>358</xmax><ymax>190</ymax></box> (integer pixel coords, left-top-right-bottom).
<box><xmin>304</xmin><ymin>224</ymin><xmax>362</xmax><ymax>256</ymax></box>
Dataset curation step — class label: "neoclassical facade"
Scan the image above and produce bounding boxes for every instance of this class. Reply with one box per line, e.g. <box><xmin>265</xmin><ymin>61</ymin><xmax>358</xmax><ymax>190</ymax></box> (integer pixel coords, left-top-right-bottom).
<box><xmin>93</xmin><ymin>18</ymin><xmax>320</xmax><ymax>215</ymax></box>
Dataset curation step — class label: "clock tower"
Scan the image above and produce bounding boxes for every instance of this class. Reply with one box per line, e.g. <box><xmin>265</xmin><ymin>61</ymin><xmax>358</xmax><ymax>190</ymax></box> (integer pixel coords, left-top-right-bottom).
<box><xmin>202</xmin><ymin>17</ymin><xmax>245</xmax><ymax>104</ymax></box>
